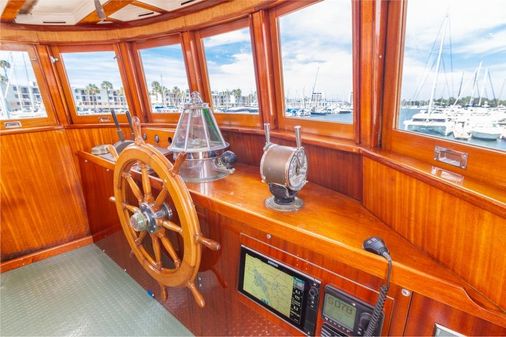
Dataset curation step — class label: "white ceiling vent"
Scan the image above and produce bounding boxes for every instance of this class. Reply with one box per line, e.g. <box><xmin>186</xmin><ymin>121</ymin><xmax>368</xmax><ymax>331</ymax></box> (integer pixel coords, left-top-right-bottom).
<box><xmin>109</xmin><ymin>4</ymin><xmax>160</xmax><ymax>22</ymax></box>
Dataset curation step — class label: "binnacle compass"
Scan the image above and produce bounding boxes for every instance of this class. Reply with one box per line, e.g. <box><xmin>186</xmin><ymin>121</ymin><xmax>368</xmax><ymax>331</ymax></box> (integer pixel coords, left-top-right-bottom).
<box><xmin>260</xmin><ymin>123</ymin><xmax>308</xmax><ymax>211</ymax></box>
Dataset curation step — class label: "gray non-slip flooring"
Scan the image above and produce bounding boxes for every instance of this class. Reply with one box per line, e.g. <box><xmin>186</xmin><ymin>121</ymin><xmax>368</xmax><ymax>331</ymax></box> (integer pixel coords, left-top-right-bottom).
<box><xmin>0</xmin><ymin>245</ymin><xmax>193</xmax><ymax>336</ymax></box>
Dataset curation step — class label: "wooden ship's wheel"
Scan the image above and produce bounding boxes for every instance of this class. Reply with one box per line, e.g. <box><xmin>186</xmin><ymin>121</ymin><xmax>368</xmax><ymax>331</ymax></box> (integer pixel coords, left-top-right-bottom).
<box><xmin>108</xmin><ymin>118</ymin><xmax>220</xmax><ymax>307</ymax></box>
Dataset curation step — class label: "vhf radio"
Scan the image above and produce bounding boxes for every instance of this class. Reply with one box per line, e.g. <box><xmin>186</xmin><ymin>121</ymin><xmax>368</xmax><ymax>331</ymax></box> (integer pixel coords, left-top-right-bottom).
<box><xmin>320</xmin><ymin>285</ymin><xmax>382</xmax><ymax>337</ymax></box>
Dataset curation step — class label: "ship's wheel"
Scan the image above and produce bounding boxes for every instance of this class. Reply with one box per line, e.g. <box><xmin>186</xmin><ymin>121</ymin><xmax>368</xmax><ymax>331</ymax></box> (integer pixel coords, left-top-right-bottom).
<box><xmin>108</xmin><ymin>117</ymin><xmax>220</xmax><ymax>308</ymax></box>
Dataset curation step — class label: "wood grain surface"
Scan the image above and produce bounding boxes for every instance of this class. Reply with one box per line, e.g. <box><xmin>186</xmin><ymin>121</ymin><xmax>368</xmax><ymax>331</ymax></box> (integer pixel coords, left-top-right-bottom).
<box><xmin>0</xmin><ymin>130</ymin><xmax>89</xmax><ymax>261</ymax></box>
<box><xmin>363</xmin><ymin>158</ymin><xmax>506</xmax><ymax>309</ymax></box>
<box><xmin>79</xmin><ymin>151</ymin><xmax>506</xmax><ymax>328</ymax></box>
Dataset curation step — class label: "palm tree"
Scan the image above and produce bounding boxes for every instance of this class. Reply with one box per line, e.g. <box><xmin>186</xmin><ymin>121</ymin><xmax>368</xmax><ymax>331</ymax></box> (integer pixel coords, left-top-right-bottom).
<box><xmin>232</xmin><ymin>88</ymin><xmax>242</xmax><ymax>105</ymax></box>
<box><xmin>101</xmin><ymin>81</ymin><xmax>113</xmax><ymax>111</ymax></box>
<box><xmin>85</xmin><ymin>83</ymin><xmax>100</xmax><ymax>111</ymax></box>
<box><xmin>172</xmin><ymin>86</ymin><xmax>182</xmax><ymax>106</ymax></box>
<box><xmin>151</xmin><ymin>81</ymin><xmax>164</xmax><ymax>106</ymax></box>
<box><xmin>0</xmin><ymin>60</ymin><xmax>10</xmax><ymax>79</ymax></box>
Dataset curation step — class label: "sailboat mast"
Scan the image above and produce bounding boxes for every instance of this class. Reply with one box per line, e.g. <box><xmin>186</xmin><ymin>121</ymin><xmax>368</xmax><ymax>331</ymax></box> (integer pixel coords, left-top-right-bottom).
<box><xmin>469</xmin><ymin>61</ymin><xmax>482</xmax><ymax>107</ymax></box>
<box><xmin>451</xmin><ymin>71</ymin><xmax>464</xmax><ymax>107</ymax></box>
<box><xmin>428</xmin><ymin>17</ymin><xmax>448</xmax><ymax>115</ymax></box>
<box><xmin>478</xmin><ymin>68</ymin><xmax>488</xmax><ymax>106</ymax></box>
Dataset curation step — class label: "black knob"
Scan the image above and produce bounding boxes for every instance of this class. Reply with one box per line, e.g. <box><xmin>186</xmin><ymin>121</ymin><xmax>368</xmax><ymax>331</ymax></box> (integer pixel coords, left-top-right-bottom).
<box><xmin>309</xmin><ymin>287</ymin><xmax>318</xmax><ymax>297</ymax></box>
<box><xmin>358</xmin><ymin>312</ymin><xmax>372</xmax><ymax>331</ymax></box>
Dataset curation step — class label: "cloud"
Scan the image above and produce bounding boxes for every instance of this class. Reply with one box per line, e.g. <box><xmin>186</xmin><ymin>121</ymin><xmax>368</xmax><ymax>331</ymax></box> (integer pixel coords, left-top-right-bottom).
<box><xmin>140</xmin><ymin>50</ymin><xmax>189</xmax><ymax>91</ymax></box>
<box><xmin>203</xmin><ymin>29</ymin><xmax>251</xmax><ymax>48</ymax></box>
<box><xmin>61</xmin><ymin>51</ymin><xmax>125</xmax><ymax>89</ymax></box>
<box><xmin>402</xmin><ymin>0</ymin><xmax>506</xmax><ymax>100</ymax></box>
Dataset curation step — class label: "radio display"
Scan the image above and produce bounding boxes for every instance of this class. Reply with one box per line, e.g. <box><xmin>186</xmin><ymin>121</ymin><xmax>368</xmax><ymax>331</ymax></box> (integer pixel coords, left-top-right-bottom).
<box><xmin>323</xmin><ymin>293</ymin><xmax>357</xmax><ymax>329</ymax></box>
<box><xmin>238</xmin><ymin>246</ymin><xmax>320</xmax><ymax>334</ymax></box>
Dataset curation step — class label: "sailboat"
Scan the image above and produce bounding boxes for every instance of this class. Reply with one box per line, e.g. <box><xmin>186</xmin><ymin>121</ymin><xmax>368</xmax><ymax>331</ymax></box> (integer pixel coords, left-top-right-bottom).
<box><xmin>403</xmin><ymin>16</ymin><xmax>455</xmax><ymax>136</ymax></box>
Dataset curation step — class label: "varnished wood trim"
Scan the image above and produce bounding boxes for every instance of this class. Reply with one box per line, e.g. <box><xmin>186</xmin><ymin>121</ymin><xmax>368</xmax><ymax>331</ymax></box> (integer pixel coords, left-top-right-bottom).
<box><xmin>51</xmin><ymin>43</ymin><xmax>131</xmax><ymax>124</ymax></box>
<box><xmin>362</xmin><ymin>149</ymin><xmax>506</xmax><ymax>218</ymax></box>
<box><xmin>269</xmin><ymin>0</ymin><xmax>356</xmax><ymax>139</ymax></box>
<box><xmin>380</xmin><ymin>0</ymin><xmax>506</xmax><ymax>189</ymax></box>
<box><xmin>0</xmin><ymin>236</ymin><xmax>93</xmax><ymax>273</ymax></box>
<box><xmin>0</xmin><ymin>125</ymin><xmax>63</xmax><ymax>135</ymax></box>
<box><xmin>0</xmin><ymin>0</ymin><xmax>25</xmax><ymax>23</ymax></box>
<box><xmin>132</xmin><ymin>1</ymin><xmax>168</xmax><ymax>15</ymax></box>
<box><xmin>81</xmin><ymin>152</ymin><xmax>506</xmax><ymax>327</ymax></box>
<box><xmin>0</xmin><ymin>43</ymin><xmax>60</xmax><ymax>129</ymax></box>
<box><xmin>78</xmin><ymin>0</ymin><xmax>135</xmax><ymax>25</ymax></box>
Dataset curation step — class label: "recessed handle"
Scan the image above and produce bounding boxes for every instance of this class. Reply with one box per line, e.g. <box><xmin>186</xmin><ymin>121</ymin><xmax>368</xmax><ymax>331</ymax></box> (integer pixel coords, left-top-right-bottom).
<box><xmin>4</xmin><ymin>121</ymin><xmax>22</xmax><ymax>129</ymax></box>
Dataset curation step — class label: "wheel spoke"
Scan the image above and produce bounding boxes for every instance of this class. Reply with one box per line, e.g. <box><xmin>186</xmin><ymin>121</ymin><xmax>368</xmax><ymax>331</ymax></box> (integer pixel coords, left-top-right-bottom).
<box><xmin>135</xmin><ymin>231</ymin><xmax>147</xmax><ymax>246</ymax></box>
<box><xmin>159</xmin><ymin>219</ymin><xmax>183</xmax><ymax>234</ymax></box>
<box><xmin>140</xmin><ymin>163</ymin><xmax>153</xmax><ymax>202</ymax></box>
<box><xmin>153</xmin><ymin>186</ymin><xmax>168</xmax><ymax>211</ymax></box>
<box><xmin>123</xmin><ymin>203</ymin><xmax>140</xmax><ymax>213</ymax></box>
<box><xmin>123</xmin><ymin>173</ymin><xmax>143</xmax><ymax>203</ymax></box>
<box><xmin>151</xmin><ymin>234</ymin><xmax>162</xmax><ymax>270</ymax></box>
<box><xmin>158</xmin><ymin>231</ymin><xmax>181</xmax><ymax>268</ymax></box>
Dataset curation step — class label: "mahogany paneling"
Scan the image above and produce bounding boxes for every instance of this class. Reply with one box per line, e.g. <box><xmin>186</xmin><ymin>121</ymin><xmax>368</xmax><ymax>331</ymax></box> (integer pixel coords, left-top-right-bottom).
<box><xmin>0</xmin><ymin>0</ymin><xmax>25</xmax><ymax>23</ymax></box>
<box><xmin>81</xmin><ymin>152</ymin><xmax>506</xmax><ymax>327</ymax></box>
<box><xmin>362</xmin><ymin>158</ymin><xmax>506</xmax><ymax>309</ymax></box>
<box><xmin>65</xmin><ymin>126</ymin><xmax>131</xmax><ymax>178</ymax></box>
<box><xmin>78</xmin><ymin>1</ymin><xmax>135</xmax><ymax>25</ymax></box>
<box><xmin>78</xmin><ymin>157</ymin><xmax>119</xmax><ymax>236</ymax></box>
<box><xmin>404</xmin><ymin>294</ymin><xmax>506</xmax><ymax>336</ymax></box>
<box><xmin>0</xmin><ymin>236</ymin><xmax>93</xmax><ymax>272</ymax></box>
<box><xmin>0</xmin><ymin>130</ymin><xmax>89</xmax><ymax>261</ymax></box>
<box><xmin>222</xmin><ymin>130</ymin><xmax>363</xmax><ymax>200</ymax></box>
<box><xmin>80</xmin><ymin>156</ymin><xmax>406</xmax><ymax>335</ymax></box>
<box><xmin>238</xmin><ymin>233</ymin><xmax>403</xmax><ymax>336</ymax></box>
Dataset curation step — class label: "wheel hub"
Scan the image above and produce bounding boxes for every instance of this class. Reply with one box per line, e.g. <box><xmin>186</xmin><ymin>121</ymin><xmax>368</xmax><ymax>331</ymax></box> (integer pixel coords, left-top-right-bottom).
<box><xmin>129</xmin><ymin>202</ymin><xmax>172</xmax><ymax>233</ymax></box>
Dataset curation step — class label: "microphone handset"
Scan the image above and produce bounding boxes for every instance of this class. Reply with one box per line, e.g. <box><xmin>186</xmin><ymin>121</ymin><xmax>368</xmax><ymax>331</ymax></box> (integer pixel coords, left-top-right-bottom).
<box><xmin>362</xmin><ymin>237</ymin><xmax>393</xmax><ymax>337</ymax></box>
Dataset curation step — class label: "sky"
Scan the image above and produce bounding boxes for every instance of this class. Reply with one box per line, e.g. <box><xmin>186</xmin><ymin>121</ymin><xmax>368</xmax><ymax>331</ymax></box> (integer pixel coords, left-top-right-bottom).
<box><xmin>402</xmin><ymin>0</ymin><xmax>506</xmax><ymax>101</ymax></box>
<box><xmin>61</xmin><ymin>51</ymin><xmax>125</xmax><ymax>89</ymax></box>
<box><xmin>1</xmin><ymin>0</ymin><xmax>504</xmax><ymax>103</ymax></box>
<box><xmin>279</xmin><ymin>0</ymin><xmax>352</xmax><ymax>102</ymax></box>
<box><xmin>203</xmin><ymin>28</ymin><xmax>257</xmax><ymax>95</ymax></box>
<box><xmin>140</xmin><ymin>45</ymin><xmax>189</xmax><ymax>93</ymax></box>
<box><xmin>0</xmin><ymin>50</ymin><xmax>38</xmax><ymax>87</ymax></box>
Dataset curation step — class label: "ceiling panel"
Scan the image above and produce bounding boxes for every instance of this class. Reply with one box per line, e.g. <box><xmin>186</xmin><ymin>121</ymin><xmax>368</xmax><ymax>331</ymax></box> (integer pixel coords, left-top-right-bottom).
<box><xmin>109</xmin><ymin>4</ymin><xmax>159</xmax><ymax>22</ymax></box>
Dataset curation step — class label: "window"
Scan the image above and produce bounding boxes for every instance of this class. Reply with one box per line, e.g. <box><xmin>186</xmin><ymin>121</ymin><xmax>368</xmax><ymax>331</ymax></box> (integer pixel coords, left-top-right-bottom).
<box><xmin>202</xmin><ymin>27</ymin><xmax>258</xmax><ymax>114</ymax></box>
<box><xmin>399</xmin><ymin>0</ymin><xmax>505</xmax><ymax>152</ymax></box>
<box><xmin>278</xmin><ymin>0</ymin><xmax>353</xmax><ymax>123</ymax></box>
<box><xmin>0</xmin><ymin>50</ymin><xmax>47</xmax><ymax>120</ymax></box>
<box><xmin>56</xmin><ymin>47</ymin><xmax>130</xmax><ymax>123</ymax></box>
<box><xmin>138</xmin><ymin>43</ymin><xmax>189</xmax><ymax>114</ymax></box>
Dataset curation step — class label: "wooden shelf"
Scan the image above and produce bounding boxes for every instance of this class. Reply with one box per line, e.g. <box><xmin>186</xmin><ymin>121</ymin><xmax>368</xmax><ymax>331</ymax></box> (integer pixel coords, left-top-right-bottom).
<box><xmin>78</xmin><ymin>150</ymin><xmax>506</xmax><ymax>328</ymax></box>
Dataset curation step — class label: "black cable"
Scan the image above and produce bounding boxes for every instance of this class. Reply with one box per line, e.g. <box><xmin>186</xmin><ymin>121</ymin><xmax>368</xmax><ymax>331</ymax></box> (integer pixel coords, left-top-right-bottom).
<box><xmin>364</xmin><ymin>252</ymin><xmax>392</xmax><ymax>337</ymax></box>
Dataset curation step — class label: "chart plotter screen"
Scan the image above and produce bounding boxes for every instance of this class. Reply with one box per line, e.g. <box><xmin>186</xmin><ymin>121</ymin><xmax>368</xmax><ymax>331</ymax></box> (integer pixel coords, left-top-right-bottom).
<box><xmin>238</xmin><ymin>246</ymin><xmax>318</xmax><ymax>331</ymax></box>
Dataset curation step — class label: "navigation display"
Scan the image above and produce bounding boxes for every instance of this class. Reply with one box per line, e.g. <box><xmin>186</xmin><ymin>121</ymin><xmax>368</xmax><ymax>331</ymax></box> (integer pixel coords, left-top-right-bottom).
<box><xmin>243</xmin><ymin>252</ymin><xmax>305</xmax><ymax>322</ymax></box>
<box><xmin>238</xmin><ymin>246</ymin><xmax>320</xmax><ymax>335</ymax></box>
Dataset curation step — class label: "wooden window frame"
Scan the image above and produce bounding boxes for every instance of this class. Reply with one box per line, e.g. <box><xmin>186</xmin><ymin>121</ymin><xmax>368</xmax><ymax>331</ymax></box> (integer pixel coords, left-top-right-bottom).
<box><xmin>381</xmin><ymin>0</ymin><xmax>506</xmax><ymax>187</ymax></box>
<box><xmin>51</xmin><ymin>44</ymin><xmax>132</xmax><ymax>125</ymax></box>
<box><xmin>269</xmin><ymin>0</ymin><xmax>358</xmax><ymax>139</ymax></box>
<box><xmin>132</xmin><ymin>34</ymin><xmax>192</xmax><ymax>124</ymax></box>
<box><xmin>196</xmin><ymin>17</ymin><xmax>262</xmax><ymax>128</ymax></box>
<box><xmin>0</xmin><ymin>43</ymin><xmax>59</xmax><ymax>130</ymax></box>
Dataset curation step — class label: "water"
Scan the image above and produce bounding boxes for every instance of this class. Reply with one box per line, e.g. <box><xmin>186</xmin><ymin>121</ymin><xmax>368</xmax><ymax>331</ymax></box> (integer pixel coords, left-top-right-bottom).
<box><xmin>287</xmin><ymin>112</ymin><xmax>354</xmax><ymax>124</ymax></box>
<box><xmin>399</xmin><ymin>108</ymin><xmax>506</xmax><ymax>152</ymax></box>
<box><xmin>286</xmin><ymin>109</ymin><xmax>505</xmax><ymax>152</ymax></box>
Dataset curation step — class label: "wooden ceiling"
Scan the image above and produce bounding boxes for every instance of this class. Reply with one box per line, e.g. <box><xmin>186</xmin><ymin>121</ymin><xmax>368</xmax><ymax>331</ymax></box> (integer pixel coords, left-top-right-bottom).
<box><xmin>0</xmin><ymin>0</ymin><xmax>204</xmax><ymax>26</ymax></box>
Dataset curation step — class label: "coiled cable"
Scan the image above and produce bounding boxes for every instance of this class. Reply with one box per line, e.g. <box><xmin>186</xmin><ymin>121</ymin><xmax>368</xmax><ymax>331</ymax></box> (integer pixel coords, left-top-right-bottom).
<box><xmin>364</xmin><ymin>252</ymin><xmax>392</xmax><ymax>337</ymax></box>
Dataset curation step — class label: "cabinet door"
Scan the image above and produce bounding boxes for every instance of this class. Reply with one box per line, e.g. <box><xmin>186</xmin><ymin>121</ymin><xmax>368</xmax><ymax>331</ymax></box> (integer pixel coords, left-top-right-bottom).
<box><xmin>404</xmin><ymin>294</ymin><xmax>506</xmax><ymax>336</ymax></box>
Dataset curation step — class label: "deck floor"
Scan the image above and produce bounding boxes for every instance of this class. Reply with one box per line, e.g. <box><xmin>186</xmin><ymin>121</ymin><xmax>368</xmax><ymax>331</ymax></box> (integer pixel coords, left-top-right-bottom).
<box><xmin>0</xmin><ymin>244</ymin><xmax>192</xmax><ymax>336</ymax></box>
